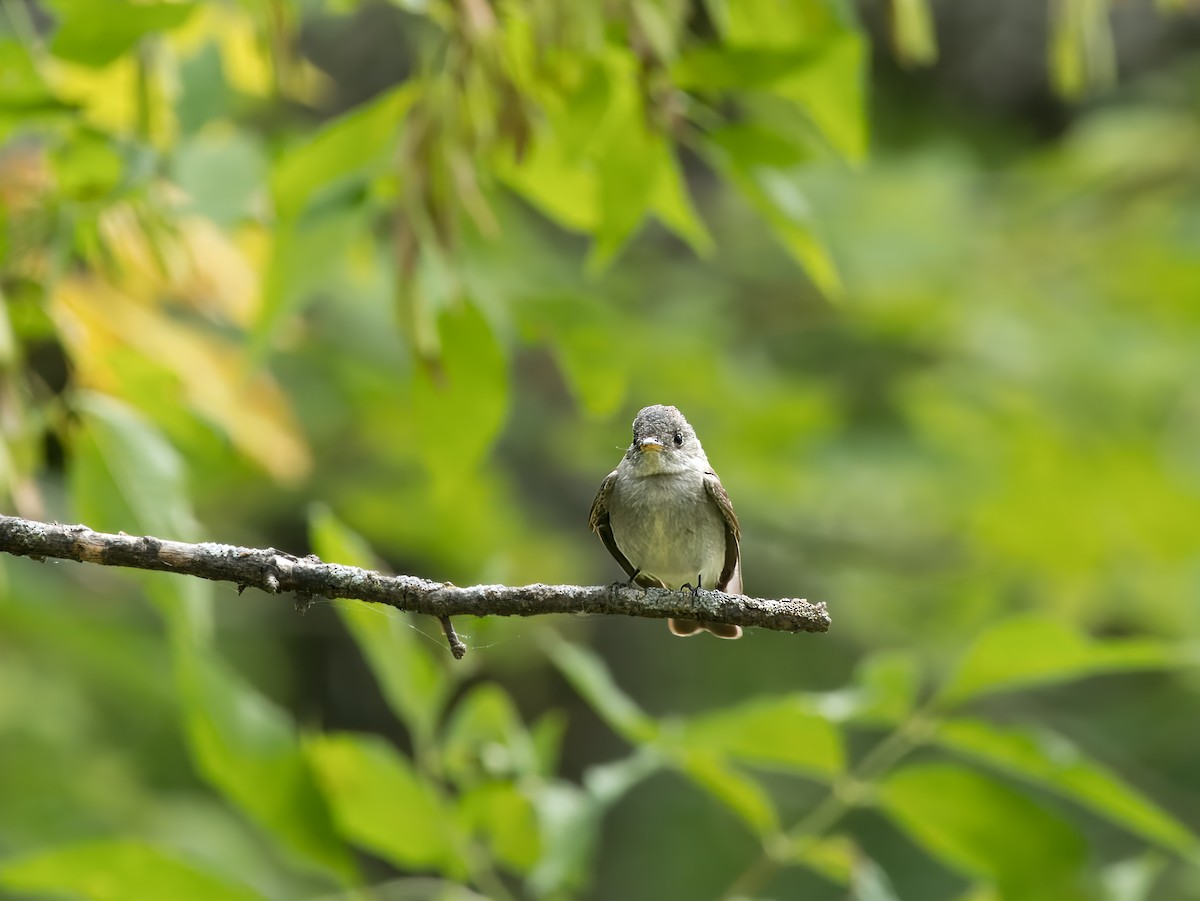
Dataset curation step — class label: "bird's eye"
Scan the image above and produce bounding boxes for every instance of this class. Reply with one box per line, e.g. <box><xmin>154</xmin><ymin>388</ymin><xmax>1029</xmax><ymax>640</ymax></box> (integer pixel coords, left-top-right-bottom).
<box><xmin>673</xmin><ymin>431</ymin><xmax>684</xmax><ymax>447</ymax></box>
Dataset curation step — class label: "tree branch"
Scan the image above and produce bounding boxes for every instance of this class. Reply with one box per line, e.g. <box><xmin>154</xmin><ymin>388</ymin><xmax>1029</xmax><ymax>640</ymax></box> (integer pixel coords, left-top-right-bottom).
<box><xmin>0</xmin><ymin>515</ymin><xmax>830</xmax><ymax>657</ymax></box>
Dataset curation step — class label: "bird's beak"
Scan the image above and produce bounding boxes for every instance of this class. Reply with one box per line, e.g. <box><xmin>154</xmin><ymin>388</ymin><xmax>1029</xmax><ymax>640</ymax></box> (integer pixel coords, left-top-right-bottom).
<box><xmin>639</xmin><ymin>438</ymin><xmax>664</xmax><ymax>453</ymax></box>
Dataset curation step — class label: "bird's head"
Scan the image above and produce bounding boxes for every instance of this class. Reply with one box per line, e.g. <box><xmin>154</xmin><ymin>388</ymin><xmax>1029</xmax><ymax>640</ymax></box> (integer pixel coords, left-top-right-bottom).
<box><xmin>623</xmin><ymin>404</ymin><xmax>708</xmax><ymax>475</ymax></box>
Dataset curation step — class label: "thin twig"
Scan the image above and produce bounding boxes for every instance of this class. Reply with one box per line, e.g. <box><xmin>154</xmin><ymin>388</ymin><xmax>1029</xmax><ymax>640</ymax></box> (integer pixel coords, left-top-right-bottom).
<box><xmin>439</xmin><ymin>615</ymin><xmax>467</xmax><ymax>660</ymax></box>
<box><xmin>0</xmin><ymin>515</ymin><xmax>831</xmax><ymax>658</ymax></box>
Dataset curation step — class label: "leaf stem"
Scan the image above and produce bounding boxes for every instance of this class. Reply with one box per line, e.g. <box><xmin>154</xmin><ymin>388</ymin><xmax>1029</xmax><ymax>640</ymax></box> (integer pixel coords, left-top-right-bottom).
<box><xmin>721</xmin><ymin>708</ymin><xmax>939</xmax><ymax>899</ymax></box>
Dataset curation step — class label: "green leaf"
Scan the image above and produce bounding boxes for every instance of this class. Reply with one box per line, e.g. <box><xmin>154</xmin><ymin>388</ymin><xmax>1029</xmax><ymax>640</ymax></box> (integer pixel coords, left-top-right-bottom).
<box><xmin>409</xmin><ymin>300</ymin><xmax>509</xmax><ymax>483</ymax></box>
<box><xmin>1050</xmin><ymin>0</ymin><xmax>1117</xmax><ymax>99</ymax></box>
<box><xmin>336</xmin><ymin>598</ymin><xmax>450</xmax><ymax>749</ymax></box>
<box><xmin>718</xmin><ymin>0</ymin><xmax>859</xmax><ymax>46</ymax></box>
<box><xmin>308</xmin><ymin>504</ymin><xmax>380</xmax><ymax>571</ymax></box>
<box><xmin>706</xmin><ymin>141</ymin><xmax>843</xmax><ymax>297</ymax></box>
<box><xmin>542</xmin><ymin>636</ymin><xmax>657</xmax><ymax>743</ymax></box>
<box><xmin>676</xmin><ymin>752</ymin><xmax>779</xmax><ymax>837</ymax></box>
<box><xmin>458</xmin><ymin>782</ymin><xmax>541</xmax><ymax>874</ymax></box>
<box><xmin>51</xmin><ymin>130</ymin><xmax>123</xmax><ymax>201</ymax></box>
<box><xmin>773</xmin><ymin>32</ymin><xmax>869</xmax><ymax>163</ymax></box>
<box><xmin>496</xmin><ymin>126</ymin><xmax>599</xmax><ymax>233</ymax></box>
<box><xmin>177</xmin><ymin>648</ymin><xmax>353</xmax><ymax>880</ymax></box>
<box><xmin>1100</xmin><ymin>854</ymin><xmax>1166</xmax><ymax>901</ymax></box>
<box><xmin>69</xmin><ymin>391</ymin><xmax>197</xmax><ymax>540</ymax></box>
<box><xmin>517</xmin><ymin>295</ymin><xmax>630</xmax><ymax>418</ymax></box>
<box><xmin>788</xmin><ymin>834</ymin><xmax>855</xmax><ymax>886</ymax></box>
<box><xmin>936</xmin><ymin>719</ymin><xmax>1199</xmax><ymax>854</ymax></box>
<box><xmin>0</xmin><ymin>841</ymin><xmax>266</xmax><ymax>901</ymax></box>
<box><xmin>307</xmin><ymin>732</ymin><xmax>463</xmax><ymax>876</ymax></box>
<box><xmin>272</xmin><ymin>86</ymin><xmax>413</xmax><ymax>222</ymax></box>
<box><xmin>889</xmin><ymin>0</ymin><xmax>938</xmax><ymax>67</ymax></box>
<box><xmin>850</xmin><ymin>650</ymin><xmax>920</xmax><ymax>724</ymax></box>
<box><xmin>587</xmin><ymin>119</ymin><xmax>662</xmax><ymax>272</ymax></box>
<box><xmin>528</xmin><ymin>782</ymin><xmax>600</xmax><ymax>897</ymax></box>
<box><xmin>48</xmin><ymin>0</ymin><xmax>198</xmax><ymax>67</ymax></box>
<box><xmin>852</xmin><ymin>855</ymin><xmax>902</xmax><ymax>901</ymax></box>
<box><xmin>813</xmin><ymin>650</ymin><xmax>920</xmax><ymax>725</ymax></box>
<box><xmin>684</xmin><ymin>0</ymin><xmax>868</xmax><ymax>162</ymax></box>
<box><xmin>501</xmin><ymin>51</ymin><xmax>710</xmax><ymax>265</ymax></box>
<box><xmin>256</xmin><ymin>204</ymin><xmax>362</xmax><ymax>351</ymax></box>
<box><xmin>67</xmin><ymin>393</ymin><xmax>211</xmax><ymax>637</ymax></box>
<box><xmin>673</xmin><ymin>695</ymin><xmax>844</xmax><ymax>778</ymax></box>
<box><xmin>0</xmin><ymin>38</ymin><xmax>56</xmax><ymax>110</ymax></box>
<box><xmin>173</xmin><ymin>130</ymin><xmax>267</xmax><ymax>227</ymax></box>
<box><xmin>650</xmin><ymin>146</ymin><xmax>714</xmax><ymax>257</ymax></box>
<box><xmin>308</xmin><ymin>507</ymin><xmax>450</xmax><ymax>748</ymax></box>
<box><xmin>531</xmin><ymin>710</ymin><xmax>568</xmax><ymax>778</ymax></box>
<box><xmin>879</xmin><ymin>763</ymin><xmax>1087</xmax><ymax>900</ymax></box>
<box><xmin>939</xmin><ymin>615</ymin><xmax>1178</xmax><ymax>706</ymax></box>
<box><xmin>706</xmin><ymin>121</ymin><xmax>816</xmax><ymax>169</ymax></box>
<box><xmin>674</xmin><ymin>46</ymin><xmax>830</xmax><ymax>91</ymax></box>
<box><xmin>443</xmin><ymin>683</ymin><xmax>537</xmax><ymax>785</ymax></box>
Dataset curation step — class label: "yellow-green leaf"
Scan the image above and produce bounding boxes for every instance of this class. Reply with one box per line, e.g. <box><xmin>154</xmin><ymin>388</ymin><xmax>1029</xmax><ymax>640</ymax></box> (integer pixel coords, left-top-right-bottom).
<box><xmin>308</xmin><ymin>732</ymin><xmax>463</xmax><ymax>876</ymax></box>
<box><xmin>0</xmin><ymin>841</ymin><xmax>266</xmax><ymax>901</ymax></box>
<box><xmin>936</xmin><ymin>719</ymin><xmax>1199</xmax><ymax>854</ymax></box>
<box><xmin>674</xmin><ymin>695</ymin><xmax>844</xmax><ymax>778</ymax></box>
<box><xmin>939</xmin><ymin>615</ymin><xmax>1177</xmax><ymax>706</ymax></box>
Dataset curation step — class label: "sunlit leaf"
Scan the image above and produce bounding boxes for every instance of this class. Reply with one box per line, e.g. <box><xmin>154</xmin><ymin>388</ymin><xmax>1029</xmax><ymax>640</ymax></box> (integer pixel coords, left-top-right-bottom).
<box><xmin>47</xmin><ymin>0</ymin><xmax>198</xmax><ymax>67</ymax></box>
<box><xmin>307</xmin><ymin>732</ymin><xmax>463</xmax><ymax>876</ymax></box>
<box><xmin>686</xmin><ymin>0</ymin><xmax>868</xmax><ymax>162</ymax></box>
<box><xmin>939</xmin><ymin>615</ymin><xmax>1178</xmax><ymax>706</ymax></box>
<box><xmin>0</xmin><ymin>38</ymin><xmax>56</xmax><ymax>112</ymax></box>
<box><xmin>673</xmin><ymin>695</ymin><xmax>844</xmax><ymax>778</ymax></box>
<box><xmin>55</xmin><ymin>279</ymin><xmax>312</xmax><ymax>484</ymax></box>
<box><xmin>587</xmin><ymin>119</ymin><xmax>661</xmax><ymax>272</ymax></box>
<box><xmin>879</xmin><ymin>763</ymin><xmax>1087</xmax><ymax>899</ymax></box>
<box><xmin>496</xmin><ymin>126</ymin><xmax>599</xmax><ymax>232</ymax></box>
<box><xmin>51</xmin><ymin>130</ymin><xmax>123</xmax><ymax>200</ymax></box>
<box><xmin>0</xmin><ymin>841</ymin><xmax>265</xmax><ymax>901</ymax></box>
<box><xmin>674</xmin><ymin>46</ymin><xmax>830</xmax><ymax>91</ymax></box>
<box><xmin>936</xmin><ymin>719</ymin><xmax>1199</xmax><ymax>854</ymax></box>
<box><xmin>1050</xmin><ymin>0</ymin><xmax>1117</xmax><ymax>99</ymax></box>
<box><xmin>272</xmin><ymin>85</ymin><xmax>413</xmax><ymax>222</ymax></box>
<box><xmin>889</xmin><ymin>0</ymin><xmax>938</xmax><ymax>67</ymax></box>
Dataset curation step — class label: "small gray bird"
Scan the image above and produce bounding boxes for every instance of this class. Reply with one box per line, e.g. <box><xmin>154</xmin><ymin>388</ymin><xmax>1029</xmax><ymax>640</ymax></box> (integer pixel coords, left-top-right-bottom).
<box><xmin>589</xmin><ymin>404</ymin><xmax>743</xmax><ymax>639</ymax></box>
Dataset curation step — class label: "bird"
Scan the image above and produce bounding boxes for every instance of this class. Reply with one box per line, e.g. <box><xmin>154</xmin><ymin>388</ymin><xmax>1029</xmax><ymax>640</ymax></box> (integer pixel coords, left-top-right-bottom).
<box><xmin>588</xmin><ymin>404</ymin><xmax>743</xmax><ymax>639</ymax></box>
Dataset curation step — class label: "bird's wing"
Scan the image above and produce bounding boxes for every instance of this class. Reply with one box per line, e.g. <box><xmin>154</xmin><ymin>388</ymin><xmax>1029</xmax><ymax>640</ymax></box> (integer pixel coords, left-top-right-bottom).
<box><xmin>589</xmin><ymin>470</ymin><xmax>640</xmax><ymax>581</ymax></box>
<box><xmin>704</xmin><ymin>471</ymin><xmax>743</xmax><ymax>594</ymax></box>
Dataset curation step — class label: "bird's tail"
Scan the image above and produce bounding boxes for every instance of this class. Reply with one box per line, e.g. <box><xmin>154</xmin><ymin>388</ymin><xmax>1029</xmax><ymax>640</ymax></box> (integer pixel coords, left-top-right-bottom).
<box><xmin>668</xmin><ymin>618</ymin><xmax>742</xmax><ymax>640</ymax></box>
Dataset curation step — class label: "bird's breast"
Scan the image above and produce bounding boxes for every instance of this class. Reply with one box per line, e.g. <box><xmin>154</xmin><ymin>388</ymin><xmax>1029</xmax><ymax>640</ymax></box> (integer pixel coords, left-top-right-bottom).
<box><xmin>608</xmin><ymin>470</ymin><xmax>726</xmax><ymax>590</ymax></box>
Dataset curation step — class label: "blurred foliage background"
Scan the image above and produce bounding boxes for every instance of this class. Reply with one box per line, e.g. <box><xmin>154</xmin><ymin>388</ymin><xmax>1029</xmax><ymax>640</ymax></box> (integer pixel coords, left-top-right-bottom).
<box><xmin>3</xmin><ymin>0</ymin><xmax>1200</xmax><ymax>899</ymax></box>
